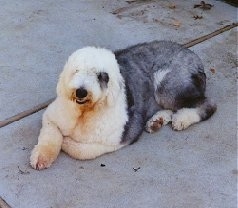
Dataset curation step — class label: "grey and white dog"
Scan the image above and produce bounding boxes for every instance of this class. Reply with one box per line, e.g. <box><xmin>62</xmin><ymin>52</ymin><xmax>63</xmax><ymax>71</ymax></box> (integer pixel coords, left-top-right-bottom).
<box><xmin>30</xmin><ymin>40</ymin><xmax>217</xmax><ymax>169</ymax></box>
<box><xmin>116</xmin><ymin>41</ymin><xmax>217</xmax><ymax>144</ymax></box>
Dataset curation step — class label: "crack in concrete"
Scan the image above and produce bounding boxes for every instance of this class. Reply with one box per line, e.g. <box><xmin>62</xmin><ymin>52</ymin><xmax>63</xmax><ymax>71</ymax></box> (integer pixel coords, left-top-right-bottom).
<box><xmin>0</xmin><ymin>22</ymin><xmax>237</xmax><ymax>128</ymax></box>
<box><xmin>0</xmin><ymin>197</ymin><xmax>11</xmax><ymax>208</ymax></box>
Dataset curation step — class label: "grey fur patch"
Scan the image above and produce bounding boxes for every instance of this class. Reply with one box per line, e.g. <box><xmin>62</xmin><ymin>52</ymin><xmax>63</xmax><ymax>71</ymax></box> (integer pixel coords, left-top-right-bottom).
<box><xmin>97</xmin><ymin>72</ymin><xmax>109</xmax><ymax>88</ymax></box>
<box><xmin>115</xmin><ymin>41</ymin><xmax>216</xmax><ymax>145</ymax></box>
<box><xmin>197</xmin><ymin>98</ymin><xmax>217</xmax><ymax>121</ymax></box>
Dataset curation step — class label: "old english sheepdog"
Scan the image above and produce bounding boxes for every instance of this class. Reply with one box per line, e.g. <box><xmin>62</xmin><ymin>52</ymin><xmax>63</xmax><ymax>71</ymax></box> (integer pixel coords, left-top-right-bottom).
<box><xmin>30</xmin><ymin>41</ymin><xmax>216</xmax><ymax>170</ymax></box>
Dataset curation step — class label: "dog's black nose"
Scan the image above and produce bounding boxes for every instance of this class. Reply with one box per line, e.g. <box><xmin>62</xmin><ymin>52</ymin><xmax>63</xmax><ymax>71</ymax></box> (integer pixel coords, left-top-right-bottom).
<box><xmin>76</xmin><ymin>88</ymin><xmax>88</xmax><ymax>99</ymax></box>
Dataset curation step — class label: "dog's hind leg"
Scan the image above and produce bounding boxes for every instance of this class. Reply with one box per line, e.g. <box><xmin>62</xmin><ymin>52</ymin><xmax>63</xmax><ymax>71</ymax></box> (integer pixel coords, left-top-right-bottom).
<box><xmin>62</xmin><ymin>137</ymin><xmax>123</xmax><ymax>160</ymax></box>
<box><xmin>172</xmin><ymin>98</ymin><xmax>217</xmax><ymax>131</ymax></box>
<box><xmin>145</xmin><ymin>110</ymin><xmax>173</xmax><ymax>133</ymax></box>
<box><xmin>172</xmin><ymin>108</ymin><xmax>201</xmax><ymax>131</ymax></box>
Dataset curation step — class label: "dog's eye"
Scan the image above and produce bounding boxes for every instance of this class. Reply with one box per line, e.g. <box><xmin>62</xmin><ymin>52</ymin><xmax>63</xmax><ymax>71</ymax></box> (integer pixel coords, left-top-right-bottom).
<box><xmin>97</xmin><ymin>72</ymin><xmax>109</xmax><ymax>83</ymax></box>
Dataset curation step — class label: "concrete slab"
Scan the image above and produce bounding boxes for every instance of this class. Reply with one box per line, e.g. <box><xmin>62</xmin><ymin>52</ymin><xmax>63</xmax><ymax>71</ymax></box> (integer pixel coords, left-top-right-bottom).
<box><xmin>0</xmin><ymin>0</ymin><xmax>237</xmax><ymax>120</ymax></box>
<box><xmin>0</xmin><ymin>0</ymin><xmax>237</xmax><ymax>207</ymax></box>
<box><xmin>0</xmin><ymin>26</ymin><xmax>237</xmax><ymax>208</ymax></box>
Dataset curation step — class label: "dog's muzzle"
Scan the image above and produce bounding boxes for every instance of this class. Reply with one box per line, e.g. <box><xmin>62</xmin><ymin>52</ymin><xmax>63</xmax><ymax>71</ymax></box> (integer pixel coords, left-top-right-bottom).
<box><xmin>75</xmin><ymin>87</ymin><xmax>89</xmax><ymax>104</ymax></box>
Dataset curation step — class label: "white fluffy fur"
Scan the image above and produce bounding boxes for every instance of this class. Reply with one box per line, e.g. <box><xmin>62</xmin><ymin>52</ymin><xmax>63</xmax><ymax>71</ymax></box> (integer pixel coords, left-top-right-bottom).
<box><xmin>153</xmin><ymin>69</ymin><xmax>170</xmax><ymax>89</ymax></box>
<box><xmin>172</xmin><ymin>108</ymin><xmax>201</xmax><ymax>130</ymax></box>
<box><xmin>30</xmin><ymin>47</ymin><xmax>128</xmax><ymax>170</ymax></box>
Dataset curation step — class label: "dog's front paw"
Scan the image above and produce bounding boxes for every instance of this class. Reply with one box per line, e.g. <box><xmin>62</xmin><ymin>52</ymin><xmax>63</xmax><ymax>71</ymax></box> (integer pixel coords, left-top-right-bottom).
<box><xmin>30</xmin><ymin>145</ymin><xmax>56</xmax><ymax>170</ymax></box>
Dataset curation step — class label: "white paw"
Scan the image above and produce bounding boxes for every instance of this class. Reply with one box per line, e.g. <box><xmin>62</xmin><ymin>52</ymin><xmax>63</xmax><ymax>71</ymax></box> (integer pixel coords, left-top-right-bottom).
<box><xmin>145</xmin><ymin>110</ymin><xmax>172</xmax><ymax>133</ymax></box>
<box><xmin>146</xmin><ymin>117</ymin><xmax>164</xmax><ymax>133</ymax></box>
<box><xmin>172</xmin><ymin>108</ymin><xmax>200</xmax><ymax>131</ymax></box>
<box><xmin>172</xmin><ymin>115</ymin><xmax>191</xmax><ymax>131</ymax></box>
<box><xmin>30</xmin><ymin>145</ymin><xmax>55</xmax><ymax>170</ymax></box>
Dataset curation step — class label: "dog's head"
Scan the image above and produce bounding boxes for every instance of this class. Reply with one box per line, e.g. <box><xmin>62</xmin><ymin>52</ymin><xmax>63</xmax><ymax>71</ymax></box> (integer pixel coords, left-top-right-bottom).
<box><xmin>57</xmin><ymin>47</ymin><xmax>124</xmax><ymax>107</ymax></box>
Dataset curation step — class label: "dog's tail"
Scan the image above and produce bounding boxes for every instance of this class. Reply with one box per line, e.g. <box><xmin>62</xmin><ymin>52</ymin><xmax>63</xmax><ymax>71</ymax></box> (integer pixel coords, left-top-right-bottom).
<box><xmin>196</xmin><ymin>97</ymin><xmax>217</xmax><ymax>121</ymax></box>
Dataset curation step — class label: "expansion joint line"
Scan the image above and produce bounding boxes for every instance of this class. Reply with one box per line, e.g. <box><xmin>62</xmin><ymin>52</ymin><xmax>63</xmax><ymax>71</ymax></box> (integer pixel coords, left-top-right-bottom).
<box><xmin>0</xmin><ymin>23</ymin><xmax>237</xmax><ymax>128</ymax></box>
<box><xmin>0</xmin><ymin>197</ymin><xmax>11</xmax><ymax>208</ymax></box>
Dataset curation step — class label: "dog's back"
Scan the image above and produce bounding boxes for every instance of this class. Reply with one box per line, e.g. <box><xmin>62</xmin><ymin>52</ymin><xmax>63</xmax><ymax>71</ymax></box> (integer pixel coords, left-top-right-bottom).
<box><xmin>116</xmin><ymin>41</ymin><xmax>216</xmax><ymax>144</ymax></box>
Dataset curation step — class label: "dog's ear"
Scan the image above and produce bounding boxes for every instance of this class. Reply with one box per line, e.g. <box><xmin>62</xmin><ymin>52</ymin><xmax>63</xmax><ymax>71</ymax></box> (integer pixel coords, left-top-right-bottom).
<box><xmin>106</xmin><ymin>74</ymin><xmax>124</xmax><ymax>106</ymax></box>
<box><xmin>56</xmin><ymin>72</ymin><xmax>65</xmax><ymax>97</ymax></box>
<box><xmin>56</xmin><ymin>65</ymin><xmax>70</xmax><ymax>98</ymax></box>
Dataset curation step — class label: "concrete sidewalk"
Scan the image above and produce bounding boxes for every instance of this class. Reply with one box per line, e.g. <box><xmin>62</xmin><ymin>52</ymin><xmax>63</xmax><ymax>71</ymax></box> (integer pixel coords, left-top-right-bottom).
<box><xmin>0</xmin><ymin>1</ymin><xmax>237</xmax><ymax>208</ymax></box>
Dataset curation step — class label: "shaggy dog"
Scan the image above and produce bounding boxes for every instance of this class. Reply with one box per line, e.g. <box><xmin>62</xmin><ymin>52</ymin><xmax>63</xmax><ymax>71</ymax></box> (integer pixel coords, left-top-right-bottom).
<box><xmin>30</xmin><ymin>41</ymin><xmax>216</xmax><ymax>170</ymax></box>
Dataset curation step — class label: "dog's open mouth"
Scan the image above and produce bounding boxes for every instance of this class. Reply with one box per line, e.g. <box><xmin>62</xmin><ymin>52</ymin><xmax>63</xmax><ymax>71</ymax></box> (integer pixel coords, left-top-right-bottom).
<box><xmin>76</xmin><ymin>99</ymin><xmax>89</xmax><ymax>105</ymax></box>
